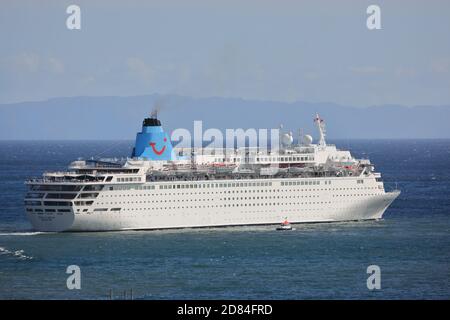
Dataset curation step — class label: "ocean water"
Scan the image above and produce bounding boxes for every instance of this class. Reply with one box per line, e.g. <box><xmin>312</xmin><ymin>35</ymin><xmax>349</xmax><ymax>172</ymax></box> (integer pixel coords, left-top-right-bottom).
<box><xmin>0</xmin><ymin>140</ymin><xmax>449</xmax><ymax>299</ymax></box>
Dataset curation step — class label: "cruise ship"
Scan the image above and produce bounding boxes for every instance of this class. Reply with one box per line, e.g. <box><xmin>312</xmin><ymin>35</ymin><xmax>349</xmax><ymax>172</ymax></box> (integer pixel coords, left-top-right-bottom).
<box><xmin>24</xmin><ymin>114</ymin><xmax>400</xmax><ymax>232</ymax></box>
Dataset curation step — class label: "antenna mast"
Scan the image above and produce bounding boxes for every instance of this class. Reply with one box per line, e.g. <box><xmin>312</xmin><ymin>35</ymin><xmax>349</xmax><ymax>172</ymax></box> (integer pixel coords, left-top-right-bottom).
<box><xmin>314</xmin><ymin>114</ymin><xmax>326</xmax><ymax>147</ymax></box>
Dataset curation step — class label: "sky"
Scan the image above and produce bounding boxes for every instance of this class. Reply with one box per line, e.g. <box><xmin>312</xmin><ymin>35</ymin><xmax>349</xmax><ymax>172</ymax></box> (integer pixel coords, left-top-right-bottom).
<box><xmin>1</xmin><ymin>0</ymin><xmax>450</xmax><ymax>107</ymax></box>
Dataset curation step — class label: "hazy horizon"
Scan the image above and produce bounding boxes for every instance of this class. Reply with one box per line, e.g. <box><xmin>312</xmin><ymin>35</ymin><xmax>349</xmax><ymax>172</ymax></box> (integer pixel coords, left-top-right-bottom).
<box><xmin>1</xmin><ymin>94</ymin><xmax>450</xmax><ymax>140</ymax></box>
<box><xmin>2</xmin><ymin>93</ymin><xmax>450</xmax><ymax>109</ymax></box>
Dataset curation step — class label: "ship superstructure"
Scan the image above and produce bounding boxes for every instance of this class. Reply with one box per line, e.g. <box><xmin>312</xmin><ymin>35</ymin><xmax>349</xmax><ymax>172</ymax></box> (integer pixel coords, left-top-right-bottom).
<box><xmin>25</xmin><ymin>114</ymin><xmax>400</xmax><ymax>232</ymax></box>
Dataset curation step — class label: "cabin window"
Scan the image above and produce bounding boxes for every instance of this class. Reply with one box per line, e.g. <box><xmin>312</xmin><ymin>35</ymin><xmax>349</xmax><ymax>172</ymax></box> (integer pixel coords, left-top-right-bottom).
<box><xmin>24</xmin><ymin>200</ymin><xmax>41</xmax><ymax>206</ymax></box>
<box><xmin>44</xmin><ymin>201</ymin><xmax>72</xmax><ymax>206</ymax></box>
<box><xmin>26</xmin><ymin>193</ymin><xmax>45</xmax><ymax>198</ymax></box>
<box><xmin>31</xmin><ymin>185</ymin><xmax>83</xmax><ymax>191</ymax></box>
<box><xmin>83</xmin><ymin>185</ymin><xmax>104</xmax><ymax>191</ymax></box>
<box><xmin>46</xmin><ymin>193</ymin><xmax>77</xmax><ymax>199</ymax></box>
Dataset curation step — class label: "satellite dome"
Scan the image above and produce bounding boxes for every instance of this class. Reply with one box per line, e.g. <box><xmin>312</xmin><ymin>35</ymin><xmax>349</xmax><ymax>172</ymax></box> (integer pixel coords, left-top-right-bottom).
<box><xmin>281</xmin><ymin>133</ymin><xmax>293</xmax><ymax>146</ymax></box>
<box><xmin>302</xmin><ymin>134</ymin><xmax>313</xmax><ymax>145</ymax></box>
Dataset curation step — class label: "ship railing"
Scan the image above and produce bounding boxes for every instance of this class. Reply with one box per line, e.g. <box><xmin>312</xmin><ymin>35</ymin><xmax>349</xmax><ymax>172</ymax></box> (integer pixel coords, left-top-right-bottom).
<box><xmin>175</xmin><ymin>147</ymin><xmax>318</xmax><ymax>156</ymax></box>
<box><xmin>43</xmin><ymin>171</ymin><xmax>78</xmax><ymax>176</ymax></box>
<box><xmin>383</xmin><ymin>181</ymin><xmax>401</xmax><ymax>193</ymax></box>
<box><xmin>42</xmin><ymin>172</ymin><xmax>107</xmax><ymax>179</ymax></box>
<box><xmin>25</xmin><ymin>177</ymin><xmax>104</xmax><ymax>184</ymax></box>
<box><xmin>98</xmin><ymin>157</ymin><xmax>128</xmax><ymax>163</ymax></box>
<box><xmin>145</xmin><ymin>167</ymin><xmax>359</xmax><ymax>182</ymax></box>
<box><xmin>70</xmin><ymin>158</ymin><xmax>127</xmax><ymax>168</ymax></box>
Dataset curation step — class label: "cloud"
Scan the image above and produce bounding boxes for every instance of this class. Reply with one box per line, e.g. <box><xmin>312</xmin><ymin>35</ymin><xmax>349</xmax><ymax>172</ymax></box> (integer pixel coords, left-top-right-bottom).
<box><xmin>430</xmin><ymin>58</ymin><xmax>450</xmax><ymax>74</ymax></box>
<box><xmin>81</xmin><ymin>75</ymin><xmax>95</xmax><ymax>85</ymax></box>
<box><xmin>12</xmin><ymin>52</ymin><xmax>40</xmax><ymax>73</ymax></box>
<box><xmin>395</xmin><ymin>67</ymin><xmax>416</xmax><ymax>78</ymax></box>
<box><xmin>304</xmin><ymin>71</ymin><xmax>320</xmax><ymax>80</ymax></box>
<box><xmin>4</xmin><ymin>53</ymin><xmax>66</xmax><ymax>75</ymax></box>
<box><xmin>48</xmin><ymin>57</ymin><xmax>64</xmax><ymax>74</ymax></box>
<box><xmin>350</xmin><ymin>66</ymin><xmax>384</xmax><ymax>75</ymax></box>
<box><xmin>126</xmin><ymin>57</ymin><xmax>154</xmax><ymax>83</ymax></box>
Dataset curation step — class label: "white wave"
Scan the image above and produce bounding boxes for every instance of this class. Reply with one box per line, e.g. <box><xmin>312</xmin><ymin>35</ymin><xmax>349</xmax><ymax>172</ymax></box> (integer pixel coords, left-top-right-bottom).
<box><xmin>0</xmin><ymin>246</ymin><xmax>34</xmax><ymax>260</ymax></box>
<box><xmin>0</xmin><ymin>231</ymin><xmax>48</xmax><ymax>236</ymax></box>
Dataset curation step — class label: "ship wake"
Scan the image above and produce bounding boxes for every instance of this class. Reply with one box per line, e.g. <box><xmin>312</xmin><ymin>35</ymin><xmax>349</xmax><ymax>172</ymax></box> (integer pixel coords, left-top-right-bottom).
<box><xmin>0</xmin><ymin>246</ymin><xmax>34</xmax><ymax>260</ymax></box>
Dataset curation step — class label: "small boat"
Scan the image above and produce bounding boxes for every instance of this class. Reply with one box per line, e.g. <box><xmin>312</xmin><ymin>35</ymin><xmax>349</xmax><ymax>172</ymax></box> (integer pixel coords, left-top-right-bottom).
<box><xmin>276</xmin><ymin>219</ymin><xmax>294</xmax><ymax>231</ymax></box>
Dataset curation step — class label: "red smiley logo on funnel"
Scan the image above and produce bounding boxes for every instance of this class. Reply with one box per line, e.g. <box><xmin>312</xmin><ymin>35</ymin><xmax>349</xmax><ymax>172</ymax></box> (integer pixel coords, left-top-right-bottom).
<box><xmin>149</xmin><ymin>138</ymin><xmax>167</xmax><ymax>155</ymax></box>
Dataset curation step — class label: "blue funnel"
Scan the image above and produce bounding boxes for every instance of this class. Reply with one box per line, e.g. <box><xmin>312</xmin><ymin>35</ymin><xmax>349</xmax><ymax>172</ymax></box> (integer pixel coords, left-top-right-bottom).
<box><xmin>132</xmin><ymin>117</ymin><xmax>175</xmax><ymax>160</ymax></box>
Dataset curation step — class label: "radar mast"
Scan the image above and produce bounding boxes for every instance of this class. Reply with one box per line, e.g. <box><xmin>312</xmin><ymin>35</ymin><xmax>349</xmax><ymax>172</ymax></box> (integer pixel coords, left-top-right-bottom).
<box><xmin>314</xmin><ymin>114</ymin><xmax>326</xmax><ymax>147</ymax></box>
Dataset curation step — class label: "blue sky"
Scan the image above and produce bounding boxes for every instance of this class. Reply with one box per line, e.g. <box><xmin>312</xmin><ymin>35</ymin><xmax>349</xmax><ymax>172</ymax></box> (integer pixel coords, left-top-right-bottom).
<box><xmin>1</xmin><ymin>0</ymin><xmax>449</xmax><ymax>106</ymax></box>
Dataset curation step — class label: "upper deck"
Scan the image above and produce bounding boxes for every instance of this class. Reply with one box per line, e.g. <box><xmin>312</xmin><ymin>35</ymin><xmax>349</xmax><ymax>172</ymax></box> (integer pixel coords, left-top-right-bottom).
<box><xmin>25</xmin><ymin>113</ymin><xmax>376</xmax><ymax>186</ymax></box>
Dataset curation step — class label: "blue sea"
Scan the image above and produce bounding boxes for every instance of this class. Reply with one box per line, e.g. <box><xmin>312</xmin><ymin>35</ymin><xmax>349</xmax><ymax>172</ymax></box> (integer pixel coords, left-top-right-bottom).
<box><xmin>0</xmin><ymin>140</ymin><xmax>449</xmax><ymax>299</ymax></box>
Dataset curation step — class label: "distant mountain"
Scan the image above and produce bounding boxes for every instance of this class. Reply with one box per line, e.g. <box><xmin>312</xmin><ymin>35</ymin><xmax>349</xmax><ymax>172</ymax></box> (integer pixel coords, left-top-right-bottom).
<box><xmin>1</xmin><ymin>94</ymin><xmax>449</xmax><ymax>140</ymax></box>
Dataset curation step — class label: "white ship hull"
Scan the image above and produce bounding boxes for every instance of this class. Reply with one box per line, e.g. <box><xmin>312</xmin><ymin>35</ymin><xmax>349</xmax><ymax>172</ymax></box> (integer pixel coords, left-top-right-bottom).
<box><xmin>26</xmin><ymin>176</ymin><xmax>400</xmax><ymax>232</ymax></box>
<box><xmin>24</xmin><ymin>114</ymin><xmax>401</xmax><ymax>232</ymax></box>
